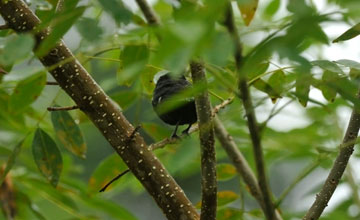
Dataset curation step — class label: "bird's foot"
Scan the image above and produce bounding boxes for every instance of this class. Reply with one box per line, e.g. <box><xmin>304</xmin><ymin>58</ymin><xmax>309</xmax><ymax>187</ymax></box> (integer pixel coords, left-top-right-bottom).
<box><xmin>170</xmin><ymin>133</ymin><xmax>180</xmax><ymax>139</ymax></box>
<box><xmin>181</xmin><ymin>129</ymin><xmax>190</xmax><ymax>136</ymax></box>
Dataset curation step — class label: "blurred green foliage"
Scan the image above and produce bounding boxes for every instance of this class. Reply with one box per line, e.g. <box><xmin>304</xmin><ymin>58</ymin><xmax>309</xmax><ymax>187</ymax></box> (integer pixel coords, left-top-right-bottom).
<box><xmin>1</xmin><ymin>0</ymin><xmax>360</xmax><ymax>219</ymax></box>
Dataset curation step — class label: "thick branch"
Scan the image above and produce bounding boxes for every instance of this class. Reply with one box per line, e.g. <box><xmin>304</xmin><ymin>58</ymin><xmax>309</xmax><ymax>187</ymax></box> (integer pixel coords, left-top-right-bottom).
<box><xmin>190</xmin><ymin>61</ymin><xmax>217</xmax><ymax>220</ymax></box>
<box><xmin>224</xmin><ymin>5</ymin><xmax>276</xmax><ymax>220</ymax></box>
<box><xmin>0</xmin><ymin>1</ymin><xmax>199</xmax><ymax>219</ymax></box>
<box><xmin>303</xmin><ymin>90</ymin><xmax>360</xmax><ymax>220</ymax></box>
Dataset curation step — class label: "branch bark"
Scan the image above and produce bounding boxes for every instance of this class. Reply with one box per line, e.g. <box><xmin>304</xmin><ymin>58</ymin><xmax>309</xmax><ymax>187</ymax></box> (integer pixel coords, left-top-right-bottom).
<box><xmin>190</xmin><ymin>61</ymin><xmax>217</xmax><ymax>220</ymax></box>
<box><xmin>0</xmin><ymin>1</ymin><xmax>199</xmax><ymax>219</ymax></box>
<box><xmin>303</xmin><ymin>90</ymin><xmax>360</xmax><ymax>220</ymax></box>
<box><xmin>224</xmin><ymin>5</ymin><xmax>276</xmax><ymax>220</ymax></box>
<box><xmin>134</xmin><ymin>0</ymin><xmax>160</xmax><ymax>25</ymax></box>
<box><xmin>213</xmin><ymin>116</ymin><xmax>283</xmax><ymax>220</ymax></box>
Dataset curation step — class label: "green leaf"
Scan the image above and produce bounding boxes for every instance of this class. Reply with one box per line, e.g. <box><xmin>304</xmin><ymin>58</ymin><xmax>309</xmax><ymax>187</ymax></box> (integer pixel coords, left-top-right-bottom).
<box><xmin>98</xmin><ymin>0</ymin><xmax>133</xmax><ymax>25</ymax></box>
<box><xmin>118</xmin><ymin>45</ymin><xmax>150</xmax><ymax>86</ymax></box>
<box><xmin>51</xmin><ymin>109</ymin><xmax>87</xmax><ymax>158</ymax></box>
<box><xmin>217</xmin><ymin>191</ymin><xmax>239</xmax><ymax>207</ymax></box>
<box><xmin>0</xmin><ymin>34</ymin><xmax>35</xmax><ymax>68</ymax></box>
<box><xmin>295</xmin><ymin>75</ymin><xmax>311</xmax><ymax>107</ymax></box>
<box><xmin>9</xmin><ymin>71</ymin><xmax>46</xmax><ymax>114</ymax></box>
<box><xmin>88</xmin><ymin>153</ymin><xmax>127</xmax><ymax>193</ymax></box>
<box><xmin>217</xmin><ymin>163</ymin><xmax>237</xmax><ymax>181</ymax></box>
<box><xmin>249</xmin><ymin>62</ymin><xmax>270</xmax><ymax>79</ymax></box>
<box><xmin>142</xmin><ymin>122</ymin><xmax>171</xmax><ymax>141</ymax></box>
<box><xmin>78</xmin><ymin>194</ymin><xmax>137</xmax><ymax>220</ymax></box>
<box><xmin>264</xmin><ymin>0</ymin><xmax>281</xmax><ymax>18</ymax></box>
<box><xmin>253</xmin><ymin>79</ymin><xmax>281</xmax><ymax>101</ymax></box>
<box><xmin>36</xmin><ymin>7</ymin><xmax>86</xmax><ymax>56</ymax></box>
<box><xmin>203</xmin><ymin>31</ymin><xmax>233</xmax><ymax>66</ymax></box>
<box><xmin>141</xmin><ymin>66</ymin><xmax>159</xmax><ymax>95</ymax></box>
<box><xmin>0</xmin><ymin>139</ymin><xmax>24</xmax><ymax>184</ymax></box>
<box><xmin>335</xmin><ymin>59</ymin><xmax>360</xmax><ymax>70</ymax></box>
<box><xmin>217</xmin><ymin>208</ymin><xmax>243</xmax><ymax>220</ymax></box>
<box><xmin>166</xmin><ymin>137</ymin><xmax>200</xmax><ymax>174</ymax></box>
<box><xmin>76</xmin><ymin>17</ymin><xmax>103</xmax><ymax>42</ymax></box>
<box><xmin>349</xmin><ymin>68</ymin><xmax>360</xmax><ymax>80</ymax></box>
<box><xmin>16</xmin><ymin>190</ymin><xmax>47</xmax><ymax>220</ymax></box>
<box><xmin>110</xmin><ymin>90</ymin><xmax>139</xmax><ymax>110</ymax></box>
<box><xmin>32</xmin><ymin>128</ymin><xmax>63</xmax><ymax>187</ymax></box>
<box><xmin>0</xmin><ymin>146</ymin><xmax>12</xmax><ymax>158</ymax></box>
<box><xmin>237</xmin><ymin>0</ymin><xmax>259</xmax><ymax>26</ymax></box>
<box><xmin>321</xmin><ymin>70</ymin><xmax>339</xmax><ymax>102</ymax></box>
<box><xmin>333</xmin><ymin>23</ymin><xmax>360</xmax><ymax>43</ymax></box>
<box><xmin>311</xmin><ymin>60</ymin><xmax>344</xmax><ymax>75</ymax></box>
<box><xmin>268</xmin><ymin>69</ymin><xmax>286</xmax><ymax>95</ymax></box>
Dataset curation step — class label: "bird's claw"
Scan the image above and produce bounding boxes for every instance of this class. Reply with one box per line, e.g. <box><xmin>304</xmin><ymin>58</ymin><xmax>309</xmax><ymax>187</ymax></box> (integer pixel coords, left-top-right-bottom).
<box><xmin>170</xmin><ymin>134</ymin><xmax>180</xmax><ymax>139</ymax></box>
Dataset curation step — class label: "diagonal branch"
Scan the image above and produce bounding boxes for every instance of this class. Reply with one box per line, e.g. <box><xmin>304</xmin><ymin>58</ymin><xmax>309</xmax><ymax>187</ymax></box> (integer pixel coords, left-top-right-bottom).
<box><xmin>213</xmin><ymin>116</ymin><xmax>283</xmax><ymax>220</ymax></box>
<box><xmin>303</xmin><ymin>90</ymin><xmax>360</xmax><ymax>220</ymax></box>
<box><xmin>0</xmin><ymin>1</ymin><xmax>198</xmax><ymax>219</ymax></box>
<box><xmin>190</xmin><ymin>61</ymin><xmax>217</xmax><ymax>220</ymax></box>
<box><xmin>134</xmin><ymin>0</ymin><xmax>160</xmax><ymax>25</ymax></box>
<box><xmin>223</xmin><ymin>4</ymin><xmax>276</xmax><ymax>220</ymax></box>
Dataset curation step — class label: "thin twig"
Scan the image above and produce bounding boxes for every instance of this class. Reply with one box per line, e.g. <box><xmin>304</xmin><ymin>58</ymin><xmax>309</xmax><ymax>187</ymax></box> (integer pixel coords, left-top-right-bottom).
<box><xmin>55</xmin><ymin>0</ymin><xmax>65</xmax><ymax>13</ymax></box>
<box><xmin>345</xmin><ymin>164</ymin><xmax>360</xmax><ymax>210</ymax></box>
<box><xmin>98</xmin><ymin>85</ymin><xmax>234</xmax><ymax>194</ymax></box>
<box><xmin>261</xmin><ymin>99</ymin><xmax>294</xmax><ymax>127</ymax></box>
<box><xmin>47</xmin><ymin>105</ymin><xmax>79</xmax><ymax>111</ymax></box>
<box><xmin>213</xmin><ymin>116</ymin><xmax>283</xmax><ymax>220</ymax></box>
<box><xmin>46</xmin><ymin>81</ymin><xmax>59</xmax><ymax>85</ymax></box>
<box><xmin>303</xmin><ymin>89</ymin><xmax>360</xmax><ymax>219</ymax></box>
<box><xmin>190</xmin><ymin>61</ymin><xmax>217</xmax><ymax>220</ymax></box>
<box><xmin>224</xmin><ymin>4</ymin><xmax>276</xmax><ymax>220</ymax></box>
<box><xmin>149</xmin><ymin>97</ymin><xmax>234</xmax><ymax>150</ymax></box>
<box><xmin>276</xmin><ymin>159</ymin><xmax>320</xmax><ymax>207</ymax></box>
<box><xmin>99</xmin><ymin>169</ymin><xmax>130</xmax><ymax>192</ymax></box>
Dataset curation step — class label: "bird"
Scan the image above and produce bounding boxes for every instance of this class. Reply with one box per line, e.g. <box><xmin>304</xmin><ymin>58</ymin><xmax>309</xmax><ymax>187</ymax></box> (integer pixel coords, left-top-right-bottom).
<box><xmin>152</xmin><ymin>73</ymin><xmax>197</xmax><ymax>138</ymax></box>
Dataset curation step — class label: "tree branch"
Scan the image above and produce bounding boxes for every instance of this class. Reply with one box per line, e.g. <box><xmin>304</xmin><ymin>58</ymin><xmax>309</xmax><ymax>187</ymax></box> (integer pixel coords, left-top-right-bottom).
<box><xmin>47</xmin><ymin>105</ymin><xmax>79</xmax><ymax>111</ymax></box>
<box><xmin>213</xmin><ymin>116</ymin><xmax>283</xmax><ymax>220</ymax></box>
<box><xmin>190</xmin><ymin>61</ymin><xmax>217</xmax><ymax>220</ymax></box>
<box><xmin>0</xmin><ymin>1</ymin><xmax>198</xmax><ymax>219</ymax></box>
<box><xmin>134</xmin><ymin>0</ymin><xmax>160</xmax><ymax>25</ymax></box>
<box><xmin>149</xmin><ymin>97</ymin><xmax>233</xmax><ymax>150</ymax></box>
<box><xmin>46</xmin><ymin>81</ymin><xmax>59</xmax><ymax>85</ymax></box>
<box><xmin>55</xmin><ymin>0</ymin><xmax>65</xmax><ymax>13</ymax></box>
<box><xmin>303</xmin><ymin>89</ymin><xmax>360</xmax><ymax>220</ymax></box>
<box><xmin>224</xmin><ymin>4</ymin><xmax>276</xmax><ymax>220</ymax></box>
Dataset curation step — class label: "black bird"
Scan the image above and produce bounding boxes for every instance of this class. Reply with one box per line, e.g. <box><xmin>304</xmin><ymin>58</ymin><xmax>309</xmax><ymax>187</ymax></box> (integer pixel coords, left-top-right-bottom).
<box><xmin>152</xmin><ymin>73</ymin><xmax>197</xmax><ymax>138</ymax></box>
